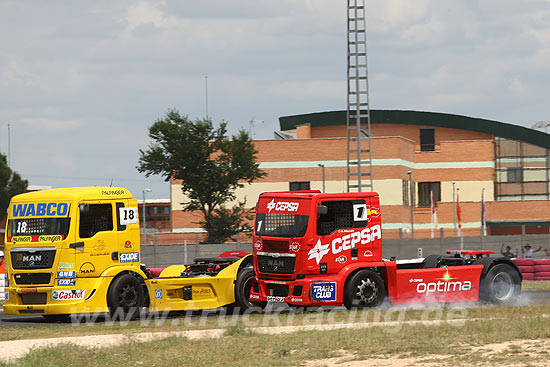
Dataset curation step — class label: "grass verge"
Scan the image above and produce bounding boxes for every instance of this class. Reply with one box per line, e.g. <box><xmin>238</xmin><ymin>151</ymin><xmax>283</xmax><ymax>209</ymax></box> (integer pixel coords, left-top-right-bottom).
<box><xmin>1</xmin><ymin>311</ymin><xmax>550</xmax><ymax>367</ymax></box>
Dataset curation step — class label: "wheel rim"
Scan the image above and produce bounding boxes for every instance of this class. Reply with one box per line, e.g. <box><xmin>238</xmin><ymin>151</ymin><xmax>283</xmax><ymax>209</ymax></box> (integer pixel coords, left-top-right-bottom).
<box><xmin>492</xmin><ymin>272</ymin><xmax>515</xmax><ymax>301</ymax></box>
<box><xmin>119</xmin><ymin>284</ymin><xmax>138</xmax><ymax>311</ymax></box>
<box><xmin>356</xmin><ymin>278</ymin><xmax>378</xmax><ymax>305</ymax></box>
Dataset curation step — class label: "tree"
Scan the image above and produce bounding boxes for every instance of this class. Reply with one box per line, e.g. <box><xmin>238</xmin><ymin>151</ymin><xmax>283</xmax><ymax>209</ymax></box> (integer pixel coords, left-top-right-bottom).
<box><xmin>137</xmin><ymin>110</ymin><xmax>266</xmax><ymax>243</ymax></box>
<box><xmin>0</xmin><ymin>153</ymin><xmax>28</xmax><ymax>221</ymax></box>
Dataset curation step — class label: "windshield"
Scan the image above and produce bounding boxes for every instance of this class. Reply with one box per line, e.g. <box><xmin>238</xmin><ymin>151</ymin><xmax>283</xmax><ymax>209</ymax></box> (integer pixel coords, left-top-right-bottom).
<box><xmin>7</xmin><ymin>218</ymin><xmax>71</xmax><ymax>241</ymax></box>
<box><xmin>255</xmin><ymin>212</ymin><xmax>309</xmax><ymax>237</ymax></box>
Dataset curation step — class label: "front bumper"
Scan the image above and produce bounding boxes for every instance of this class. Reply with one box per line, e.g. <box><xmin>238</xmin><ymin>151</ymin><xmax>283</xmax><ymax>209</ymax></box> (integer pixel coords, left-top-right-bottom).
<box><xmin>4</xmin><ymin>276</ymin><xmax>111</xmax><ymax>315</ymax></box>
<box><xmin>250</xmin><ymin>274</ymin><xmax>343</xmax><ymax>306</ymax></box>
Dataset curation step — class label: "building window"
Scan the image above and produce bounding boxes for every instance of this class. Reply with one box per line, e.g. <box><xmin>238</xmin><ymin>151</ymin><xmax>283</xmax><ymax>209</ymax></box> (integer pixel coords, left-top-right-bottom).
<box><xmin>507</xmin><ymin>167</ymin><xmax>523</xmax><ymax>183</ymax></box>
<box><xmin>420</xmin><ymin>129</ymin><xmax>435</xmax><ymax>152</ymax></box>
<box><xmin>290</xmin><ymin>181</ymin><xmax>310</xmax><ymax>191</ymax></box>
<box><xmin>418</xmin><ymin>182</ymin><xmax>440</xmax><ymax>207</ymax></box>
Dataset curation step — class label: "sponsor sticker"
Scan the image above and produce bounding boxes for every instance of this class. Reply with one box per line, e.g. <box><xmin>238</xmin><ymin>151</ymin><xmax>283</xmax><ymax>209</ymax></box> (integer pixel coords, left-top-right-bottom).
<box><xmin>120</xmin><ymin>252</ymin><xmax>139</xmax><ymax>263</ymax></box>
<box><xmin>58</xmin><ymin>279</ymin><xmax>76</xmax><ymax>287</ymax></box>
<box><xmin>311</xmin><ymin>282</ymin><xmax>337</xmax><ymax>301</ymax></box>
<box><xmin>266</xmin><ymin>199</ymin><xmax>299</xmax><ymax>213</ymax></box>
<box><xmin>51</xmin><ymin>289</ymin><xmax>85</xmax><ymax>301</ymax></box>
<box><xmin>289</xmin><ymin>242</ymin><xmax>300</xmax><ymax>252</ymax></box>
<box><xmin>335</xmin><ymin>255</ymin><xmax>348</xmax><ymax>264</ymax></box>
<box><xmin>266</xmin><ymin>296</ymin><xmax>285</xmax><ymax>303</ymax></box>
<box><xmin>307</xmin><ymin>224</ymin><xmax>382</xmax><ymax>265</ymax></box>
<box><xmin>155</xmin><ymin>289</ymin><xmax>163</xmax><ymax>299</ymax></box>
<box><xmin>4</xmin><ymin>292</ymin><xmax>9</xmax><ymax>301</ymax></box>
<box><xmin>59</xmin><ymin>262</ymin><xmax>74</xmax><ymax>270</ymax></box>
<box><xmin>124</xmin><ymin>241</ymin><xmax>133</xmax><ymax>249</ymax></box>
<box><xmin>11</xmin><ymin>202</ymin><xmax>69</xmax><ymax>218</ymax></box>
<box><xmin>254</xmin><ymin>241</ymin><xmax>262</xmax><ymax>251</ymax></box>
<box><xmin>38</xmin><ymin>235</ymin><xmax>63</xmax><ymax>243</ymax></box>
<box><xmin>57</xmin><ymin>271</ymin><xmax>76</xmax><ymax>278</ymax></box>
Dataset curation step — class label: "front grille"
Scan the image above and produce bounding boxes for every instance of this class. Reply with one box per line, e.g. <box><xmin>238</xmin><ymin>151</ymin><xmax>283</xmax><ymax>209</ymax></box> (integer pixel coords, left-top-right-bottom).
<box><xmin>11</xmin><ymin>248</ymin><xmax>56</xmax><ymax>269</ymax></box>
<box><xmin>257</xmin><ymin>254</ymin><xmax>295</xmax><ymax>274</ymax></box>
<box><xmin>14</xmin><ymin>273</ymin><xmax>52</xmax><ymax>285</ymax></box>
<box><xmin>21</xmin><ymin>293</ymin><xmax>47</xmax><ymax>305</ymax></box>
<box><xmin>267</xmin><ymin>284</ymin><xmax>289</xmax><ymax>297</ymax></box>
<box><xmin>262</xmin><ymin>240</ymin><xmax>289</xmax><ymax>253</ymax></box>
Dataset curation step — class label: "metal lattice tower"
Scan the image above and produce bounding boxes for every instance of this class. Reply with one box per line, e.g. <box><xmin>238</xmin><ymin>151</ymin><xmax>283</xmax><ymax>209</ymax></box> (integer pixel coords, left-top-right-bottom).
<box><xmin>346</xmin><ymin>0</ymin><xmax>373</xmax><ymax>192</ymax></box>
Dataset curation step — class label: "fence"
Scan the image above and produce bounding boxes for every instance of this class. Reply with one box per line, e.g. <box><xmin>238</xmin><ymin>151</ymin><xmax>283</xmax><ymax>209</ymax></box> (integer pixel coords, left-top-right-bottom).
<box><xmin>142</xmin><ymin>233</ymin><xmax>550</xmax><ymax>268</ymax></box>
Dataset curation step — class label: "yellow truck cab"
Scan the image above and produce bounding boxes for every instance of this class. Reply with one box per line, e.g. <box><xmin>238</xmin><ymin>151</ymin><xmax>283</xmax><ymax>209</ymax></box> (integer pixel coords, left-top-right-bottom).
<box><xmin>3</xmin><ymin>187</ymin><xmax>255</xmax><ymax>320</ymax></box>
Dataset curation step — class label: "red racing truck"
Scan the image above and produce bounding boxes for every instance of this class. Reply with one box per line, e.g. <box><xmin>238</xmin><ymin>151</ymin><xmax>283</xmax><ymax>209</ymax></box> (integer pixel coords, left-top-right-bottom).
<box><xmin>246</xmin><ymin>191</ymin><xmax>522</xmax><ymax>308</ymax></box>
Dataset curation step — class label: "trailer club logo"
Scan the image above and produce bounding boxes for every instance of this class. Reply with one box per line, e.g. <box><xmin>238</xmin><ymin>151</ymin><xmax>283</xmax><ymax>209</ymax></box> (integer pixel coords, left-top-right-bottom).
<box><xmin>266</xmin><ymin>199</ymin><xmax>299</xmax><ymax>213</ymax></box>
<box><xmin>415</xmin><ymin>268</ymin><xmax>472</xmax><ymax>296</ymax></box>
<box><xmin>307</xmin><ymin>224</ymin><xmax>382</xmax><ymax>265</ymax></box>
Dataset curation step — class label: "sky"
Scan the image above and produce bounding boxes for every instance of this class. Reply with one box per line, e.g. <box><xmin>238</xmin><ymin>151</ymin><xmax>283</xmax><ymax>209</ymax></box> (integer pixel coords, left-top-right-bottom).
<box><xmin>1</xmin><ymin>0</ymin><xmax>550</xmax><ymax>199</ymax></box>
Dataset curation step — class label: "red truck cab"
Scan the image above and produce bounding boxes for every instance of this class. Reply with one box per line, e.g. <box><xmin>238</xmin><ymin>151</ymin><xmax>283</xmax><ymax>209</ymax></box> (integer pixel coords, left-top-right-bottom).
<box><xmin>249</xmin><ymin>191</ymin><xmax>521</xmax><ymax>308</ymax></box>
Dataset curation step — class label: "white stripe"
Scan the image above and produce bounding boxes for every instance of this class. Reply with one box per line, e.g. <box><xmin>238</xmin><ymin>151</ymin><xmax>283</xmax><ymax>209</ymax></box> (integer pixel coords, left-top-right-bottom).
<box><xmin>258</xmin><ymin>160</ymin><xmax>494</xmax><ymax>170</ymax></box>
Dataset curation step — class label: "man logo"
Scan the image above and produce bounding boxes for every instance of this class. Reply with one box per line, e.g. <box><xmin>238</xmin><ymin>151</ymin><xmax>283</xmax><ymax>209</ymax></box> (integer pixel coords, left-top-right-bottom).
<box><xmin>79</xmin><ymin>262</ymin><xmax>95</xmax><ymax>274</ymax></box>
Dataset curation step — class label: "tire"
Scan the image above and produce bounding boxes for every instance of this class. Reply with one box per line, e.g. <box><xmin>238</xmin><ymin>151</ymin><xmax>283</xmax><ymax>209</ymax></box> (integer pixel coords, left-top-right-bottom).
<box><xmin>534</xmin><ymin>272</ymin><xmax>550</xmax><ymax>277</ymax></box>
<box><xmin>535</xmin><ymin>259</ymin><xmax>550</xmax><ymax>265</ymax></box>
<box><xmin>233</xmin><ymin>268</ymin><xmax>265</xmax><ymax>313</ymax></box>
<box><xmin>480</xmin><ymin>264</ymin><xmax>522</xmax><ymax>305</ymax></box>
<box><xmin>343</xmin><ymin>269</ymin><xmax>386</xmax><ymax>309</ymax></box>
<box><xmin>43</xmin><ymin>314</ymin><xmax>70</xmax><ymax>323</ymax></box>
<box><xmin>107</xmin><ymin>274</ymin><xmax>145</xmax><ymax>321</ymax></box>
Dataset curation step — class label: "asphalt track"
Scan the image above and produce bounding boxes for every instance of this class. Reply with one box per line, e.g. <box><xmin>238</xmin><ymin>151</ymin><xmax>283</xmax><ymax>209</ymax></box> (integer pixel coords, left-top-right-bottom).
<box><xmin>1</xmin><ymin>290</ymin><xmax>550</xmax><ymax>329</ymax></box>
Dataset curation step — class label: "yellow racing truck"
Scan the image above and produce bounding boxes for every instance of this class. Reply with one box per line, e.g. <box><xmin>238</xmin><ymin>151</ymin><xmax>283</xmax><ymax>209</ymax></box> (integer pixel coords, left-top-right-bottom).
<box><xmin>3</xmin><ymin>187</ymin><xmax>257</xmax><ymax>320</ymax></box>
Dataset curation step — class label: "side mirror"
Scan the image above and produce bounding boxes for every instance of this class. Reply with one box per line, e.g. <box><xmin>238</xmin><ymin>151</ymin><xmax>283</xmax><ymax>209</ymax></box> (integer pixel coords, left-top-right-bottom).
<box><xmin>317</xmin><ymin>205</ymin><xmax>328</xmax><ymax>215</ymax></box>
<box><xmin>79</xmin><ymin>203</ymin><xmax>90</xmax><ymax>214</ymax></box>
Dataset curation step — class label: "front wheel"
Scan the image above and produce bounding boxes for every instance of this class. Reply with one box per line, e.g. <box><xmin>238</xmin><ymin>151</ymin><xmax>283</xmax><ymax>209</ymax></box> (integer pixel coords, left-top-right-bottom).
<box><xmin>344</xmin><ymin>269</ymin><xmax>386</xmax><ymax>309</ymax></box>
<box><xmin>233</xmin><ymin>268</ymin><xmax>266</xmax><ymax>313</ymax></box>
<box><xmin>480</xmin><ymin>263</ymin><xmax>522</xmax><ymax>305</ymax></box>
<box><xmin>107</xmin><ymin>274</ymin><xmax>145</xmax><ymax>320</ymax></box>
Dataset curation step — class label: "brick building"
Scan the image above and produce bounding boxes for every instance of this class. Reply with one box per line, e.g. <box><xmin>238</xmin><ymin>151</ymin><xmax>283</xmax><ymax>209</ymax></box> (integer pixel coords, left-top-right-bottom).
<box><xmin>170</xmin><ymin>110</ymin><xmax>550</xmax><ymax>240</ymax></box>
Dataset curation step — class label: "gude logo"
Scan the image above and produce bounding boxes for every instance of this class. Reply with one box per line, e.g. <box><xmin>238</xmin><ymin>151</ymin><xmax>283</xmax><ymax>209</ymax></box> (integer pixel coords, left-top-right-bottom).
<box><xmin>266</xmin><ymin>199</ymin><xmax>299</xmax><ymax>213</ymax></box>
<box><xmin>415</xmin><ymin>268</ymin><xmax>472</xmax><ymax>296</ymax></box>
<box><xmin>307</xmin><ymin>224</ymin><xmax>382</xmax><ymax>265</ymax></box>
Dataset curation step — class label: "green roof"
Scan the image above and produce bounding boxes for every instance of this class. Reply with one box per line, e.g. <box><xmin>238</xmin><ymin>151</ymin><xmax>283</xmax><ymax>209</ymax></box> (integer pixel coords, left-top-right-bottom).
<box><xmin>279</xmin><ymin>110</ymin><xmax>550</xmax><ymax>148</ymax></box>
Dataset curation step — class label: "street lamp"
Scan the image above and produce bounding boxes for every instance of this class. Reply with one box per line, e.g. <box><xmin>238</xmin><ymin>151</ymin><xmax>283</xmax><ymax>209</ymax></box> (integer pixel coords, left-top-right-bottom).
<box><xmin>408</xmin><ymin>171</ymin><xmax>414</xmax><ymax>238</ymax></box>
<box><xmin>452</xmin><ymin>181</ymin><xmax>457</xmax><ymax>237</ymax></box>
<box><xmin>318</xmin><ymin>164</ymin><xmax>326</xmax><ymax>193</ymax></box>
<box><xmin>142</xmin><ymin>188</ymin><xmax>152</xmax><ymax>245</ymax></box>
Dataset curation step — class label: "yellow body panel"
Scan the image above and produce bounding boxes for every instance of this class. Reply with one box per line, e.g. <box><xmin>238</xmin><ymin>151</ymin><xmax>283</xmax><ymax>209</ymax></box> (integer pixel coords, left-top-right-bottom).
<box><xmin>3</xmin><ymin>187</ymin><xmax>245</xmax><ymax>316</ymax></box>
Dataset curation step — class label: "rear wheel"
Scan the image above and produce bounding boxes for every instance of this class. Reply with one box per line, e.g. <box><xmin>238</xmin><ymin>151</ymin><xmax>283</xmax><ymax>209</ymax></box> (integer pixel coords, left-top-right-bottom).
<box><xmin>233</xmin><ymin>268</ymin><xmax>265</xmax><ymax>313</ymax></box>
<box><xmin>481</xmin><ymin>264</ymin><xmax>521</xmax><ymax>305</ymax></box>
<box><xmin>344</xmin><ymin>269</ymin><xmax>386</xmax><ymax>309</ymax></box>
<box><xmin>107</xmin><ymin>274</ymin><xmax>145</xmax><ymax>320</ymax></box>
